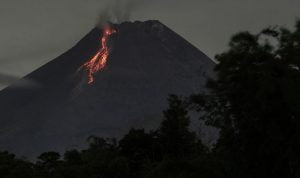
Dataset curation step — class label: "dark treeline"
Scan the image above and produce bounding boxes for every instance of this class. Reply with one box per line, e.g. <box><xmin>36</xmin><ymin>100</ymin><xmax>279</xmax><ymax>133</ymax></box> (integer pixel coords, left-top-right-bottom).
<box><xmin>0</xmin><ymin>95</ymin><xmax>213</xmax><ymax>178</ymax></box>
<box><xmin>1</xmin><ymin>20</ymin><xmax>300</xmax><ymax>178</ymax></box>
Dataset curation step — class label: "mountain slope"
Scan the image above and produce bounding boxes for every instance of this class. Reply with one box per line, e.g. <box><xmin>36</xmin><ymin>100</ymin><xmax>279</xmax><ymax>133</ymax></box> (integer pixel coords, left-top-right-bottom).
<box><xmin>0</xmin><ymin>20</ymin><xmax>215</xmax><ymax>158</ymax></box>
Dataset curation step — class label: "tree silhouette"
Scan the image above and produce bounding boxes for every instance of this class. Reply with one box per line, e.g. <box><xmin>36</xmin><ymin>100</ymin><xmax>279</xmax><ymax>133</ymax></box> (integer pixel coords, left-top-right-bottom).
<box><xmin>159</xmin><ymin>95</ymin><xmax>198</xmax><ymax>159</ymax></box>
<box><xmin>0</xmin><ymin>151</ymin><xmax>34</xmax><ymax>178</ymax></box>
<box><xmin>191</xmin><ymin>20</ymin><xmax>300</xmax><ymax>178</ymax></box>
<box><xmin>119</xmin><ymin>129</ymin><xmax>160</xmax><ymax>177</ymax></box>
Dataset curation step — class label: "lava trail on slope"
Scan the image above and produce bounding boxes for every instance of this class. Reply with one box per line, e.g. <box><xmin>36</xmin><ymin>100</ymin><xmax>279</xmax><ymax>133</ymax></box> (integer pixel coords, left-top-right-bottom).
<box><xmin>80</xmin><ymin>24</ymin><xmax>117</xmax><ymax>84</ymax></box>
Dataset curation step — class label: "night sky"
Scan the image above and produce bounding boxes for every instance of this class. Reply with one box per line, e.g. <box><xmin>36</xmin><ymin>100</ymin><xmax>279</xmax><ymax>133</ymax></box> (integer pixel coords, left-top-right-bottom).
<box><xmin>0</xmin><ymin>0</ymin><xmax>299</xmax><ymax>89</ymax></box>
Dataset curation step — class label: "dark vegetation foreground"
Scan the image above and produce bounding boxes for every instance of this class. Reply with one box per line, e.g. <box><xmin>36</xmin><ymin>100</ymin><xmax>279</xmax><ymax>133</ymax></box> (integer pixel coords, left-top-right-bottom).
<box><xmin>1</xmin><ymin>21</ymin><xmax>300</xmax><ymax>178</ymax></box>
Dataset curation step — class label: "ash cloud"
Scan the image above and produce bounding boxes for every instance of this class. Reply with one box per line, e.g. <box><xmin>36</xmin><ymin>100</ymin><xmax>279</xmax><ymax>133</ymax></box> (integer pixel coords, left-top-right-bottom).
<box><xmin>97</xmin><ymin>0</ymin><xmax>140</xmax><ymax>25</ymax></box>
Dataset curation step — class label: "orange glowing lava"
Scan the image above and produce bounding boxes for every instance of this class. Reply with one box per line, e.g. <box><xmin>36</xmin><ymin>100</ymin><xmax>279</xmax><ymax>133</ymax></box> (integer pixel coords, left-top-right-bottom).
<box><xmin>81</xmin><ymin>25</ymin><xmax>116</xmax><ymax>84</ymax></box>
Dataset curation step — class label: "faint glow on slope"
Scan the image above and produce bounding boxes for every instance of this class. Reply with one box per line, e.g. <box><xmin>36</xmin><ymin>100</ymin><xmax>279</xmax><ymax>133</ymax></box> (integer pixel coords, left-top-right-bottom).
<box><xmin>80</xmin><ymin>25</ymin><xmax>116</xmax><ymax>84</ymax></box>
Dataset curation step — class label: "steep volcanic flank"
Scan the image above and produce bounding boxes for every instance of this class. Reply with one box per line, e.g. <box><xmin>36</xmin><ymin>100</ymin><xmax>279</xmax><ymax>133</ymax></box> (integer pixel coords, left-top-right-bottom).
<box><xmin>0</xmin><ymin>20</ymin><xmax>215</xmax><ymax>158</ymax></box>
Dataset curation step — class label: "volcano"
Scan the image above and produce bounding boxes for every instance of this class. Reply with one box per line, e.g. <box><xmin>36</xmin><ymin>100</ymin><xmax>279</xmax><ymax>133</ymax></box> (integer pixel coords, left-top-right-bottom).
<box><xmin>0</xmin><ymin>20</ymin><xmax>215</xmax><ymax>158</ymax></box>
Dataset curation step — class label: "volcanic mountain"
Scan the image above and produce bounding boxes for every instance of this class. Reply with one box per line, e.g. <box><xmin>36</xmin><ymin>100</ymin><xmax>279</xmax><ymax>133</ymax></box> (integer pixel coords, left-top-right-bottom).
<box><xmin>0</xmin><ymin>20</ymin><xmax>215</xmax><ymax>158</ymax></box>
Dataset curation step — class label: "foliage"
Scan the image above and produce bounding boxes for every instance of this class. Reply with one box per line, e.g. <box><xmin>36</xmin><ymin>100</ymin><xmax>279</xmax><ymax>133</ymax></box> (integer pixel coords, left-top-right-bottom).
<box><xmin>190</xmin><ymin>20</ymin><xmax>300</xmax><ymax>178</ymax></box>
<box><xmin>0</xmin><ymin>95</ymin><xmax>210</xmax><ymax>178</ymax></box>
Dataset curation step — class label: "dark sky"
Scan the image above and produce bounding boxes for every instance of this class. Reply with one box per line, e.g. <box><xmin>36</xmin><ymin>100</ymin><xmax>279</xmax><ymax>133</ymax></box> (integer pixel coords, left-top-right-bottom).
<box><xmin>0</xmin><ymin>0</ymin><xmax>299</xmax><ymax>89</ymax></box>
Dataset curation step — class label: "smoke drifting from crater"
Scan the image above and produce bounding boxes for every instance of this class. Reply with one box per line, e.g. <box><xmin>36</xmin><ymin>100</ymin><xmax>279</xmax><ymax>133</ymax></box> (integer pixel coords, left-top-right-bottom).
<box><xmin>97</xmin><ymin>0</ymin><xmax>141</xmax><ymax>25</ymax></box>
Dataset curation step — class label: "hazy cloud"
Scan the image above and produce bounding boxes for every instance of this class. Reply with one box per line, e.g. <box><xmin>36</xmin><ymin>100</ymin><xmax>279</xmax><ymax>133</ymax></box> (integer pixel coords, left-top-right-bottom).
<box><xmin>0</xmin><ymin>73</ymin><xmax>38</xmax><ymax>89</ymax></box>
<box><xmin>0</xmin><ymin>73</ymin><xmax>19</xmax><ymax>85</ymax></box>
<box><xmin>97</xmin><ymin>0</ymin><xmax>143</xmax><ymax>25</ymax></box>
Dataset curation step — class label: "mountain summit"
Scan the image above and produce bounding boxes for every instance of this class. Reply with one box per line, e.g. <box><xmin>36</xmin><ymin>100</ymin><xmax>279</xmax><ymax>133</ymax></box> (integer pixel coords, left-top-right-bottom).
<box><xmin>0</xmin><ymin>20</ymin><xmax>215</xmax><ymax>157</ymax></box>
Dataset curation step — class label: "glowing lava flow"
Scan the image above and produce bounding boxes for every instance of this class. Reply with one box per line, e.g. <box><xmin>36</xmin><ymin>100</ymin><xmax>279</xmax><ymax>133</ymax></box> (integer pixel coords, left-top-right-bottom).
<box><xmin>81</xmin><ymin>25</ymin><xmax>116</xmax><ymax>84</ymax></box>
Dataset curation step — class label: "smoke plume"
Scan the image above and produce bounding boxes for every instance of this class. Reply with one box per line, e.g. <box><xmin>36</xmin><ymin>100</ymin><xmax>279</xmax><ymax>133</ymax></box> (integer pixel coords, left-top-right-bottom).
<box><xmin>97</xmin><ymin>0</ymin><xmax>140</xmax><ymax>25</ymax></box>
